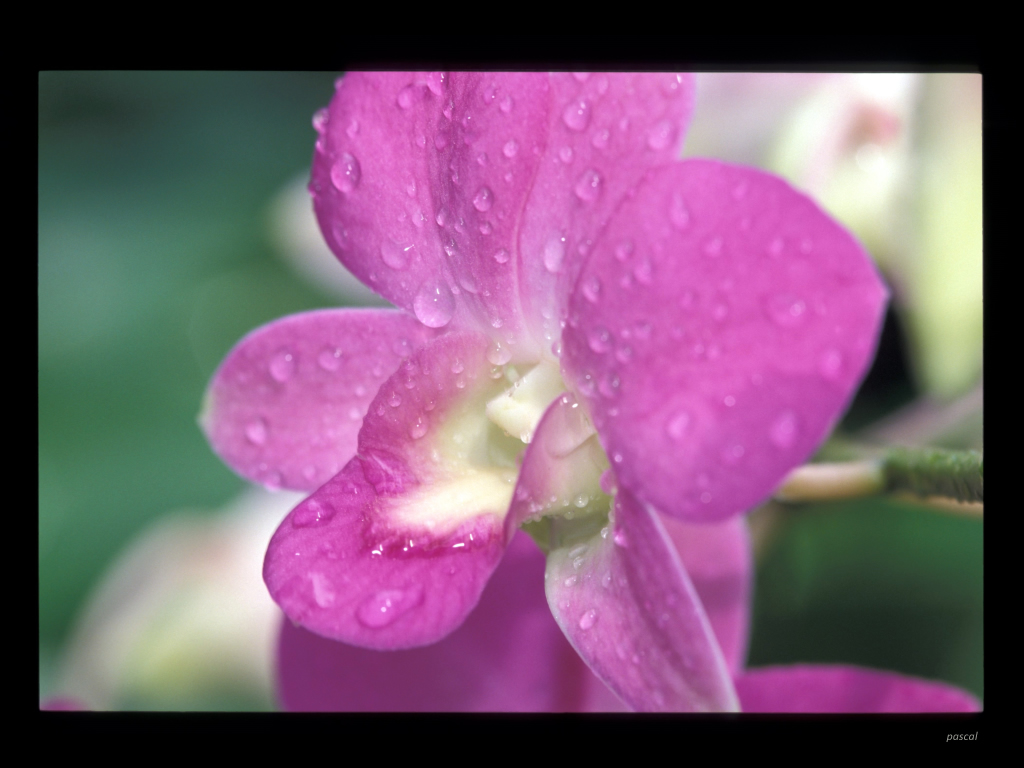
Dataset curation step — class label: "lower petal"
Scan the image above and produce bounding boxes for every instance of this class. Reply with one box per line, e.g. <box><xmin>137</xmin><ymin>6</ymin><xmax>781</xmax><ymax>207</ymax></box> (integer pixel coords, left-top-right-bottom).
<box><xmin>276</xmin><ymin>531</ymin><xmax>592</xmax><ymax>711</ymax></box>
<box><xmin>263</xmin><ymin>331</ymin><xmax>520</xmax><ymax>649</ymax></box>
<box><xmin>735</xmin><ymin>665</ymin><xmax>981</xmax><ymax>712</ymax></box>
<box><xmin>545</xmin><ymin>487</ymin><xmax>739</xmax><ymax>712</ymax></box>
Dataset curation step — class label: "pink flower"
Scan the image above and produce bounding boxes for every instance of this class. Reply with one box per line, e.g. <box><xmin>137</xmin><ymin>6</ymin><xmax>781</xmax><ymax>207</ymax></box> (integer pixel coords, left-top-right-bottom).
<box><xmin>201</xmin><ymin>72</ymin><xmax>887</xmax><ymax>711</ymax></box>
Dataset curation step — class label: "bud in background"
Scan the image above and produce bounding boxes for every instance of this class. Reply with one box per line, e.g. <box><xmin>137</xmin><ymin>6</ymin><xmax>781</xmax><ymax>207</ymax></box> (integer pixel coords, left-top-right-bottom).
<box><xmin>53</xmin><ymin>488</ymin><xmax>299</xmax><ymax>710</ymax></box>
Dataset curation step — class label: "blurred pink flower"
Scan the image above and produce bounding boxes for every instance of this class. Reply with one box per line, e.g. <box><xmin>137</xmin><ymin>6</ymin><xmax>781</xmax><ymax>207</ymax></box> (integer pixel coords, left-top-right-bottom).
<box><xmin>202</xmin><ymin>72</ymin><xmax>886</xmax><ymax>711</ymax></box>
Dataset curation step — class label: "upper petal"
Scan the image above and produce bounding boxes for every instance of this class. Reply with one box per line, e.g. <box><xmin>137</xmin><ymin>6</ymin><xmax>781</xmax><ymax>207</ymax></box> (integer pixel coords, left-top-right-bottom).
<box><xmin>276</xmin><ymin>531</ymin><xmax>592</xmax><ymax>711</ymax></box>
<box><xmin>562</xmin><ymin>160</ymin><xmax>887</xmax><ymax>522</ymax></box>
<box><xmin>263</xmin><ymin>331</ymin><xmax>520</xmax><ymax>649</ymax></box>
<box><xmin>735</xmin><ymin>665</ymin><xmax>981</xmax><ymax>713</ymax></box>
<box><xmin>545</xmin><ymin>487</ymin><xmax>738</xmax><ymax>712</ymax></box>
<box><xmin>517</xmin><ymin>73</ymin><xmax>696</xmax><ymax>351</ymax></box>
<box><xmin>200</xmin><ymin>309</ymin><xmax>439</xmax><ymax>491</ymax></box>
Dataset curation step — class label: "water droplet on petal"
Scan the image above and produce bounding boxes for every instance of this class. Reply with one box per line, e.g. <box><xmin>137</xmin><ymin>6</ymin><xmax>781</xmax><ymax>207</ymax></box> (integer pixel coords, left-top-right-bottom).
<box><xmin>819</xmin><ymin>348</ymin><xmax>844</xmax><ymax>380</ymax></box>
<box><xmin>397</xmin><ymin>84</ymin><xmax>417</xmax><ymax>109</ymax></box>
<box><xmin>770</xmin><ymin>410</ymin><xmax>799</xmax><ymax>448</ymax></box>
<box><xmin>591</xmin><ymin>128</ymin><xmax>610</xmax><ymax>149</ymax></box>
<box><xmin>615</xmin><ymin>240</ymin><xmax>634</xmax><ymax>262</ymax></box>
<box><xmin>312</xmin><ymin>108</ymin><xmax>329</xmax><ymax>134</ymax></box>
<box><xmin>582</xmin><ymin>276</ymin><xmax>602</xmax><ymax>303</ymax></box>
<box><xmin>666</xmin><ymin>411</ymin><xmax>691</xmax><ymax>442</ymax></box>
<box><xmin>500</xmin><ymin>95</ymin><xmax>513</xmax><ymax>112</ymax></box>
<box><xmin>356</xmin><ymin>586</ymin><xmax>424</xmax><ymax>628</ymax></box>
<box><xmin>245</xmin><ymin>417</ymin><xmax>267</xmax><ymax>445</ymax></box>
<box><xmin>318</xmin><ymin>347</ymin><xmax>342</xmax><ymax>371</ymax></box>
<box><xmin>559</xmin><ymin>146</ymin><xmax>574</xmax><ymax>163</ymax></box>
<box><xmin>587</xmin><ymin>326</ymin><xmax>613</xmax><ymax>353</ymax></box>
<box><xmin>543</xmin><ymin>235</ymin><xmax>566</xmax><ymax>273</ymax></box>
<box><xmin>615</xmin><ymin>344</ymin><xmax>633</xmax><ymax>363</ymax></box>
<box><xmin>503</xmin><ymin>139</ymin><xmax>519</xmax><ymax>158</ymax></box>
<box><xmin>269</xmin><ymin>351</ymin><xmax>295</xmax><ymax>382</ymax></box>
<box><xmin>487</xmin><ymin>342</ymin><xmax>512</xmax><ymax>366</ymax></box>
<box><xmin>492</xmin><ymin>248</ymin><xmax>510</xmax><ymax>264</ymax></box>
<box><xmin>380</xmin><ymin>239</ymin><xmax>415</xmax><ymax>270</ymax></box>
<box><xmin>564</xmin><ymin>575</ymin><xmax>578</xmax><ymax>587</ymax></box>
<box><xmin>413</xmin><ymin>280</ymin><xmax>455</xmax><ymax>328</ymax></box>
<box><xmin>578</xmin><ymin>609</ymin><xmax>597</xmax><ymax>630</ymax></box>
<box><xmin>330</xmin><ymin>153</ymin><xmax>361</xmax><ymax>193</ymax></box>
<box><xmin>765</xmin><ymin>294</ymin><xmax>808</xmax><ymax>327</ymax></box>
<box><xmin>409</xmin><ymin>416</ymin><xmax>428</xmax><ymax>440</ymax></box>
<box><xmin>646</xmin><ymin>120</ymin><xmax>674</xmax><ymax>150</ymax></box>
<box><xmin>472</xmin><ymin>186</ymin><xmax>493</xmax><ymax>212</ymax></box>
<box><xmin>562</xmin><ymin>98</ymin><xmax>591</xmax><ymax>131</ymax></box>
<box><xmin>574</xmin><ymin>169</ymin><xmax>602</xmax><ymax>202</ymax></box>
<box><xmin>633</xmin><ymin>258</ymin><xmax>653</xmax><ymax>284</ymax></box>
<box><xmin>669</xmin><ymin>194</ymin><xmax>690</xmax><ymax>229</ymax></box>
<box><xmin>724</xmin><ymin>395</ymin><xmax>736</xmax><ymax>407</ymax></box>
<box><xmin>292</xmin><ymin>499</ymin><xmax>336</xmax><ymax>527</ymax></box>
<box><xmin>424</xmin><ymin>71</ymin><xmax>446</xmax><ymax>96</ymax></box>
<box><xmin>613</xmin><ymin>527</ymin><xmax>629</xmax><ymax>548</ymax></box>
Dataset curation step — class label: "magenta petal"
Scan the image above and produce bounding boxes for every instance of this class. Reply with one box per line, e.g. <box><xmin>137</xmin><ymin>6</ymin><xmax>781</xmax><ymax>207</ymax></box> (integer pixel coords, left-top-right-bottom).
<box><xmin>263</xmin><ymin>331</ymin><xmax>515</xmax><ymax>649</ymax></box>
<box><xmin>545</xmin><ymin>488</ymin><xmax>738</xmax><ymax>712</ymax></box>
<box><xmin>518</xmin><ymin>73</ymin><xmax>695</xmax><ymax>347</ymax></box>
<box><xmin>277</xmin><ymin>531</ymin><xmax>592</xmax><ymax>711</ymax></box>
<box><xmin>735</xmin><ymin>665</ymin><xmax>981</xmax><ymax>713</ymax></box>
<box><xmin>562</xmin><ymin>160</ymin><xmax>887</xmax><ymax>522</ymax></box>
<box><xmin>660</xmin><ymin>515</ymin><xmax>752</xmax><ymax>675</ymax></box>
<box><xmin>201</xmin><ymin>309</ymin><xmax>439</xmax><ymax>491</ymax></box>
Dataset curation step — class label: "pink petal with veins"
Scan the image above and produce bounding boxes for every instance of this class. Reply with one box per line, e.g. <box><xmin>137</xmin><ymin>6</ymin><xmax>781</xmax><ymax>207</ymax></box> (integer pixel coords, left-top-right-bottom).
<box><xmin>562</xmin><ymin>160</ymin><xmax>887</xmax><ymax>522</ymax></box>
<box><xmin>545</xmin><ymin>487</ymin><xmax>738</xmax><ymax>712</ymax></box>
<box><xmin>263</xmin><ymin>331</ymin><xmax>516</xmax><ymax>649</ymax></box>
<box><xmin>276</xmin><ymin>531</ymin><xmax>591</xmax><ymax>711</ymax></box>
<box><xmin>202</xmin><ymin>309</ymin><xmax>439</xmax><ymax>491</ymax></box>
<box><xmin>735</xmin><ymin>665</ymin><xmax>981</xmax><ymax>712</ymax></box>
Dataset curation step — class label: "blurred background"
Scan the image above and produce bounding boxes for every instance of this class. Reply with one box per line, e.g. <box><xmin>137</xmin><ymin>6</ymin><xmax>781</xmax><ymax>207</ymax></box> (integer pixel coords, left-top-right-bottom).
<box><xmin>38</xmin><ymin>71</ymin><xmax>982</xmax><ymax>710</ymax></box>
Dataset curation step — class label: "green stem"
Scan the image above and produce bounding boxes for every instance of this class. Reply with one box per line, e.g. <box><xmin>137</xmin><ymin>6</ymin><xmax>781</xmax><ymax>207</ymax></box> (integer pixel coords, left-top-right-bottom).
<box><xmin>883</xmin><ymin>447</ymin><xmax>983</xmax><ymax>504</ymax></box>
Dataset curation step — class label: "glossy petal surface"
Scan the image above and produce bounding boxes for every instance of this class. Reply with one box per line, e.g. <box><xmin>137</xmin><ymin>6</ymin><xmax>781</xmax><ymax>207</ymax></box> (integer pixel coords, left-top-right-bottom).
<box><xmin>563</xmin><ymin>160</ymin><xmax>887</xmax><ymax>522</ymax></box>
<box><xmin>263</xmin><ymin>332</ymin><xmax>518</xmax><ymax>649</ymax></box>
<box><xmin>545</xmin><ymin>488</ymin><xmax>738</xmax><ymax>712</ymax></box>
<box><xmin>202</xmin><ymin>309</ymin><xmax>437</xmax><ymax>491</ymax></box>
<box><xmin>277</xmin><ymin>531</ymin><xmax>592</xmax><ymax>711</ymax></box>
<box><xmin>735</xmin><ymin>665</ymin><xmax>981</xmax><ymax>713</ymax></box>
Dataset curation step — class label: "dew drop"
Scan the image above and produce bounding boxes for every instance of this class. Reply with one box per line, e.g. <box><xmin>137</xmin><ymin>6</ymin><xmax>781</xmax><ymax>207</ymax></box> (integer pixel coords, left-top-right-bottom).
<box><xmin>587</xmin><ymin>326</ymin><xmax>613</xmax><ymax>353</ymax></box>
<box><xmin>613</xmin><ymin>527</ymin><xmax>629</xmax><ymax>548</ymax></box>
<box><xmin>312</xmin><ymin>108</ymin><xmax>328</xmax><ymax>134</ymax></box>
<box><xmin>492</xmin><ymin>248</ymin><xmax>510</xmax><ymax>264</ymax></box>
<box><xmin>380</xmin><ymin>239</ymin><xmax>415</xmax><ymax>270</ymax></box>
<box><xmin>292</xmin><ymin>499</ymin><xmax>336</xmax><ymax>528</ymax></box>
<box><xmin>559</xmin><ymin>145</ymin><xmax>574</xmax><ymax>163</ymax></box>
<box><xmin>487</xmin><ymin>342</ymin><xmax>512</xmax><ymax>366</ymax></box>
<box><xmin>388</xmin><ymin>392</ymin><xmax>402</xmax><ymax>408</ymax></box>
<box><xmin>434</xmin><ymin>132</ymin><xmax>448</xmax><ymax>150</ymax></box>
<box><xmin>543</xmin><ymin>235</ymin><xmax>566</xmax><ymax>273</ymax></box>
<box><xmin>700</xmin><ymin>491</ymin><xmax>713</xmax><ymax>504</ymax></box>
<box><xmin>665</xmin><ymin>411</ymin><xmax>692</xmax><ymax>442</ymax></box>
<box><xmin>770</xmin><ymin>410</ymin><xmax>799</xmax><ymax>449</ymax></box>
<box><xmin>633</xmin><ymin>258</ymin><xmax>653</xmax><ymax>285</ymax></box>
<box><xmin>503</xmin><ymin>139</ymin><xmax>519</xmax><ymax>158</ymax></box>
<box><xmin>601</xmin><ymin>571</ymin><xmax>612</xmax><ymax>588</ymax></box>
<box><xmin>669</xmin><ymin>194</ymin><xmax>690</xmax><ymax>229</ymax></box>
<box><xmin>564</xmin><ymin>575</ymin><xmax>578</xmax><ymax>587</ymax></box>
<box><xmin>318</xmin><ymin>347</ymin><xmax>342</xmax><ymax>371</ymax></box>
<box><xmin>581</xmin><ymin>276</ymin><xmax>602</xmax><ymax>303</ymax></box>
<box><xmin>574</xmin><ymin>169</ymin><xmax>603</xmax><ymax>202</ymax></box>
<box><xmin>409</xmin><ymin>416</ymin><xmax>428</xmax><ymax>440</ymax></box>
<box><xmin>576</xmin><ymin>372</ymin><xmax>596</xmax><ymax>397</ymax></box>
<box><xmin>765</xmin><ymin>294</ymin><xmax>808</xmax><ymax>328</ymax></box>
<box><xmin>472</xmin><ymin>186</ymin><xmax>493</xmax><ymax>212</ymax></box>
<box><xmin>397</xmin><ymin>84</ymin><xmax>417</xmax><ymax>109</ymax></box>
<box><xmin>356</xmin><ymin>586</ymin><xmax>424</xmax><ymax>628</ymax></box>
<box><xmin>591</xmin><ymin>128</ymin><xmax>610</xmax><ymax>149</ymax></box>
<box><xmin>500</xmin><ymin>95</ymin><xmax>513</xmax><ymax>112</ymax></box>
<box><xmin>724</xmin><ymin>395</ymin><xmax>736</xmax><ymax>407</ymax></box>
<box><xmin>269</xmin><ymin>351</ymin><xmax>295</xmax><ymax>382</ymax></box>
<box><xmin>562</xmin><ymin>98</ymin><xmax>592</xmax><ymax>131</ymax></box>
<box><xmin>330</xmin><ymin>153</ymin><xmax>361</xmax><ymax>193</ymax></box>
<box><xmin>578</xmin><ymin>609</ymin><xmax>597</xmax><ymax>630</ymax></box>
<box><xmin>614</xmin><ymin>240</ymin><xmax>634</xmax><ymax>262</ymax></box>
<box><xmin>413</xmin><ymin>280</ymin><xmax>455</xmax><ymax>328</ymax></box>
<box><xmin>646</xmin><ymin>120</ymin><xmax>674</xmax><ymax>150</ymax></box>
<box><xmin>348</xmin><ymin>406</ymin><xmax>361</xmax><ymax>421</ymax></box>
<box><xmin>615</xmin><ymin>344</ymin><xmax>633</xmax><ymax>363</ymax></box>
<box><xmin>424</xmin><ymin>71</ymin><xmax>446</xmax><ymax>96</ymax></box>
<box><xmin>245</xmin><ymin>417</ymin><xmax>267</xmax><ymax>445</ymax></box>
<box><xmin>819</xmin><ymin>348</ymin><xmax>844</xmax><ymax>380</ymax></box>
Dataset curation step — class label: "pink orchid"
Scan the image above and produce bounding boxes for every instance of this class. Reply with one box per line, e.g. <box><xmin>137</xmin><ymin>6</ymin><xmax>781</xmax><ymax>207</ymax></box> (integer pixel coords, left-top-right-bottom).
<box><xmin>275</xmin><ymin>522</ymin><xmax>979</xmax><ymax>713</ymax></box>
<box><xmin>201</xmin><ymin>72</ymin><xmax>887</xmax><ymax>712</ymax></box>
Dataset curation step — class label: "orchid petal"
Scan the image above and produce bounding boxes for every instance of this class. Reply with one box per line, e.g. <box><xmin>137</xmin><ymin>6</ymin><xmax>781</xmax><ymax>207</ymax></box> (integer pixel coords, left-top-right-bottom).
<box><xmin>263</xmin><ymin>331</ymin><xmax>520</xmax><ymax>649</ymax></box>
<box><xmin>518</xmin><ymin>73</ymin><xmax>696</xmax><ymax>350</ymax></box>
<box><xmin>660</xmin><ymin>515</ymin><xmax>752</xmax><ymax>675</ymax></box>
<box><xmin>562</xmin><ymin>160</ymin><xmax>887</xmax><ymax>522</ymax></box>
<box><xmin>545</xmin><ymin>488</ymin><xmax>739</xmax><ymax>712</ymax></box>
<box><xmin>735</xmin><ymin>665</ymin><xmax>981</xmax><ymax>713</ymax></box>
<box><xmin>200</xmin><ymin>309</ymin><xmax>438</xmax><ymax>491</ymax></box>
<box><xmin>276</xmin><ymin>531</ymin><xmax>592</xmax><ymax>711</ymax></box>
<box><xmin>312</xmin><ymin>72</ymin><xmax>550</xmax><ymax>353</ymax></box>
